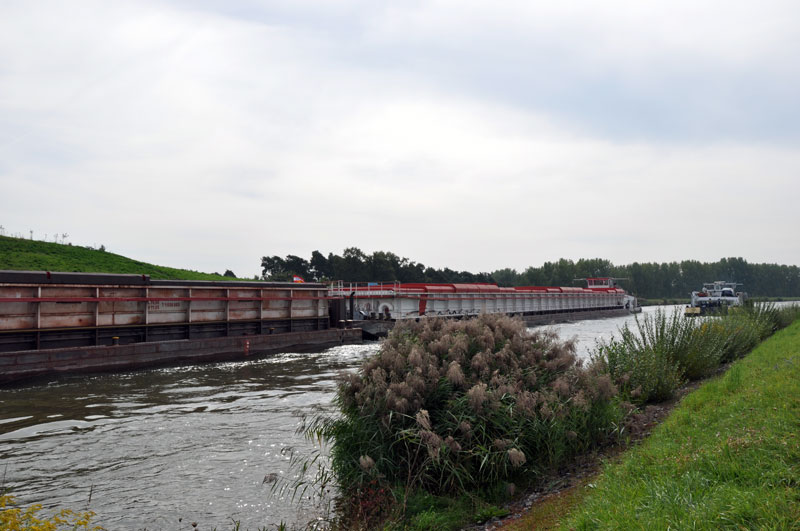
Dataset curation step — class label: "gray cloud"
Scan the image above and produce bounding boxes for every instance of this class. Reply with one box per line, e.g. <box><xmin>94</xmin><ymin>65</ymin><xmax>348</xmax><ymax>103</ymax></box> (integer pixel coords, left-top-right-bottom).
<box><xmin>1</xmin><ymin>0</ymin><xmax>798</xmax><ymax>278</ymax></box>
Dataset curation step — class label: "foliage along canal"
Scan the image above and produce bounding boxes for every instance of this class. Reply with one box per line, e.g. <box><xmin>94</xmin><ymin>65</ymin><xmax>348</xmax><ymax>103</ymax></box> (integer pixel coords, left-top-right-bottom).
<box><xmin>0</xmin><ymin>307</ymin><xmax>673</xmax><ymax>529</ymax></box>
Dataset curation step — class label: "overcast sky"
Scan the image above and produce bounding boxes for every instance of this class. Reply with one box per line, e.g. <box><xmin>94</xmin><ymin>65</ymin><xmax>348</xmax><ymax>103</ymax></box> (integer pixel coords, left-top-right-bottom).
<box><xmin>1</xmin><ymin>1</ymin><xmax>799</xmax><ymax>278</ymax></box>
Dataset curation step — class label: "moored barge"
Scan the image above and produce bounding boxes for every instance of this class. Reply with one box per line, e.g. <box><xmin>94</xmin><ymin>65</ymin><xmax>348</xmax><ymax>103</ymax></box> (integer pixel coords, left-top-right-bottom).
<box><xmin>0</xmin><ymin>271</ymin><xmax>361</xmax><ymax>383</ymax></box>
<box><xmin>330</xmin><ymin>277</ymin><xmax>638</xmax><ymax>338</ymax></box>
<box><xmin>0</xmin><ymin>271</ymin><xmax>640</xmax><ymax>383</ymax></box>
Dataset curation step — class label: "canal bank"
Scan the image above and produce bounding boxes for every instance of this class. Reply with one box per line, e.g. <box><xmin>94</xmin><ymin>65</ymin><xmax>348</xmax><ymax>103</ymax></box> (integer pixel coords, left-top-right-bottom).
<box><xmin>1</xmin><ymin>309</ymin><xmax>670</xmax><ymax>529</ymax></box>
<box><xmin>497</xmin><ymin>317</ymin><xmax>800</xmax><ymax>530</ymax></box>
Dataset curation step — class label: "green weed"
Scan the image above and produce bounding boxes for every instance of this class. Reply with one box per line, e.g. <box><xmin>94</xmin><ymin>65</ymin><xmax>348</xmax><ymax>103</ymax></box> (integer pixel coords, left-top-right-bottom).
<box><xmin>592</xmin><ymin>305</ymin><xmax>800</xmax><ymax>404</ymax></box>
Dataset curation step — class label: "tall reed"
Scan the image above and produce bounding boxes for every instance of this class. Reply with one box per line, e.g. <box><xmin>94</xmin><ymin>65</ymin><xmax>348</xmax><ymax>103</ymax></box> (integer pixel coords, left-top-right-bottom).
<box><xmin>593</xmin><ymin>308</ymin><xmax>725</xmax><ymax>404</ymax></box>
<box><xmin>304</xmin><ymin>315</ymin><xmax>623</xmax><ymax>525</ymax></box>
<box><xmin>594</xmin><ymin>303</ymin><xmax>800</xmax><ymax>404</ymax></box>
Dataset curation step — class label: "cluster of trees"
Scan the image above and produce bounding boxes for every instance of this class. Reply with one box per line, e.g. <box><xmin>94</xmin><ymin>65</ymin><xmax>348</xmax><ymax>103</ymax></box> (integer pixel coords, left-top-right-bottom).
<box><xmin>494</xmin><ymin>257</ymin><xmax>800</xmax><ymax>299</ymax></box>
<box><xmin>261</xmin><ymin>248</ymin><xmax>492</xmax><ymax>285</ymax></box>
<box><xmin>260</xmin><ymin>250</ymin><xmax>800</xmax><ymax>299</ymax></box>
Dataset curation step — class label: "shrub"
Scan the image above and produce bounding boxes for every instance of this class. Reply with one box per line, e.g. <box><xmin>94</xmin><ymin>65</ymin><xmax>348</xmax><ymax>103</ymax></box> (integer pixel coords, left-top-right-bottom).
<box><xmin>594</xmin><ymin>304</ymin><xmax>800</xmax><ymax>405</ymax></box>
<box><xmin>705</xmin><ymin>302</ymin><xmax>800</xmax><ymax>365</ymax></box>
<box><xmin>306</xmin><ymin>314</ymin><xmax>622</xmax><ymax>525</ymax></box>
<box><xmin>738</xmin><ymin>301</ymin><xmax>800</xmax><ymax>339</ymax></box>
<box><xmin>593</xmin><ymin>308</ymin><xmax>727</xmax><ymax>404</ymax></box>
<box><xmin>710</xmin><ymin>314</ymin><xmax>761</xmax><ymax>363</ymax></box>
<box><xmin>776</xmin><ymin>302</ymin><xmax>800</xmax><ymax>328</ymax></box>
<box><xmin>0</xmin><ymin>493</ymin><xmax>102</xmax><ymax>530</ymax></box>
<box><xmin>593</xmin><ymin>337</ymin><xmax>683</xmax><ymax>404</ymax></box>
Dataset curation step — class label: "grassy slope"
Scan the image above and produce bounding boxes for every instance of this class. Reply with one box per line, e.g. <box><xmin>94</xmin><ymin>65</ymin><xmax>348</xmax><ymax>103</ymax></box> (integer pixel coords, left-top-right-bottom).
<box><xmin>0</xmin><ymin>236</ymin><xmax>232</xmax><ymax>280</ymax></box>
<box><xmin>561</xmin><ymin>320</ymin><xmax>800</xmax><ymax>529</ymax></box>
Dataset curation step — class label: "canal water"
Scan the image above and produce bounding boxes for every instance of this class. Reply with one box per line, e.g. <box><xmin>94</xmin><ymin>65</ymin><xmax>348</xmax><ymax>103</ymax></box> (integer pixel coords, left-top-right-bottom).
<box><xmin>0</xmin><ymin>306</ymin><xmax>675</xmax><ymax>529</ymax></box>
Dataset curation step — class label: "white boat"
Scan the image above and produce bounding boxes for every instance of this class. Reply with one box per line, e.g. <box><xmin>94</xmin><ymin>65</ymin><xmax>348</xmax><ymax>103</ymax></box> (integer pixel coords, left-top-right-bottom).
<box><xmin>685</xmin><ymin>281</ymin><xmax>746</xmax><ymax>316</ymax></box>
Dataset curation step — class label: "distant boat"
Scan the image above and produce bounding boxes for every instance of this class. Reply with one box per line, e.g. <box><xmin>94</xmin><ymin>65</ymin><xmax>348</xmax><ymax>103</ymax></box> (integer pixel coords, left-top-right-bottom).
<box><xmin>685</xmin><ymin>281</ymin><xmax>746</xmax><ymax>316</ymax></box>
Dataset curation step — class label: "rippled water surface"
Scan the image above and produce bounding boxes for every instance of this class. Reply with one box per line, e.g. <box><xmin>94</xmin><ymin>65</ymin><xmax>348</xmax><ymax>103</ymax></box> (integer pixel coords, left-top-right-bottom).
<box><xmin>545</xmin><ymin>305</ymin><xmax>678</xmax><ymax>359</ymax></box>
<box><xmin>0</xmin><ymin>343</ymin><xmax>383</xmax><ymax>529</ymax></box>
<box><xmin>0</xmin><ymin>305</ymin><xmax>690</xmax><ymax>529</ymax></box>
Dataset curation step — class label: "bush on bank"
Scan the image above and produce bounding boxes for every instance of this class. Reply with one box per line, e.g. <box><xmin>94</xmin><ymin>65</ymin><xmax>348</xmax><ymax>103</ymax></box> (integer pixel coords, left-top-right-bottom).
<box><xmin>297</xmin><ymin>303</ymin><xmax>799</xmax><ymax>528</ymax></box>
<box><xmin>306</xmin><ymin>314</ymin><xmax>622</xmax><ymax>527</ymax></box>
<box><xmin>592</xmin><ymin>302</ymin><xmax>800</xmax><ymax>405</ymax></box>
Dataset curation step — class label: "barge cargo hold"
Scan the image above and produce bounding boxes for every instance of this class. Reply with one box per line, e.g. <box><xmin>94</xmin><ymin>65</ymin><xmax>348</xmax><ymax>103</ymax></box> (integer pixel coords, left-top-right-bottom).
<box><xmin>0</xmin><ymin>271</ymin><xmax>361</xmax><ymax>384</ymax></box>
<box><xmin>330</xmin><ymin>277</ymin><xmax>638</xmax><ymax>338</ymax></box>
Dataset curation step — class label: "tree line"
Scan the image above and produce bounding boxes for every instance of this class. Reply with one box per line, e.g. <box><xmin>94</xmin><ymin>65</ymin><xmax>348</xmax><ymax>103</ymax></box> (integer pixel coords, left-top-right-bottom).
<box><xmin>261</xmin><ymin>248</ymin><xmax>493</xmax><ymax>286</ymax></box>
<box><xmin>260</xmin><ymin>250</ymin><xmax>800</xmax><ymax>299</ymax></box>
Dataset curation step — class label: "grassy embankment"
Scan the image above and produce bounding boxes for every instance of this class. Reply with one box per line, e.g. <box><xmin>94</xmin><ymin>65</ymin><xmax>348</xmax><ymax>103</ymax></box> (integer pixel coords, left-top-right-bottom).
<box><xmin>504</xmin><ymin>317</ymin><xmax>800</xmax><ymax>529</ymax></box>
<box><xmin>0</xmin><ymin>235</ymin><xmax>232</xmax><ymax>280</ymax></box>
<box><xmin>290</xmin><ymin>303</ymin><xmax>799</xmax><ymax>529</ymax></box>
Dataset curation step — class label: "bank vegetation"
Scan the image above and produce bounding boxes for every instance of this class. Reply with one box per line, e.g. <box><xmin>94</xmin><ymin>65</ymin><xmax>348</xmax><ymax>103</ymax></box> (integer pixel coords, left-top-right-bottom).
<box><xmin>290</xmin><ymin>302</ymin><xmax>800</xmax><ymax>529</ymax></box>
<box><xmin>560</xmin><ymin>316</ymin><xmax>800</xmax><ymax>529</ymax></box>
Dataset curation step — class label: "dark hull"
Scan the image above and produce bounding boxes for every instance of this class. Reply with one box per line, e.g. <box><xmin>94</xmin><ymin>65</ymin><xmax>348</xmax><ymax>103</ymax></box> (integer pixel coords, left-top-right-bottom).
<box><xmin>0</xmin><ymin>328</ymin><xmax>362</xmax><ymax>385</ymax></box>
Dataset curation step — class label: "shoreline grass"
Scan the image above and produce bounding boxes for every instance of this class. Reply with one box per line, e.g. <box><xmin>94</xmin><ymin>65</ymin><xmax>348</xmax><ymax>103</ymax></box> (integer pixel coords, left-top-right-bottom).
<box><xmin>561</xmin><ymin>318</ymin><xmax>800</xmax><ymax>529</ymax></box>
<box><xmin>287</xmin><ymin>304</ymin><xmax>799</xmax><ymax>529</ymax></box>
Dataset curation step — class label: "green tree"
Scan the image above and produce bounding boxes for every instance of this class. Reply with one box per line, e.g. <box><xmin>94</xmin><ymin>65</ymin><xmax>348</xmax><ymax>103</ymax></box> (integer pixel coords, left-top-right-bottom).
<box><xmin>310</xmin><ymin>250</ymin><xmax>332</xmax><ymax>281</ymax></box>
<box><xmin>492</xmin><ymin>267</ymin><xmax>519</xmax><ymax>287</ymax></box>
<box><xmin>261</xmin><ymin>255</ymin><xmax>286</xmax><ymax>280</ymax></box>
<box><xmin>284</xmin><ymin>254</ymin><xmax>310</xmax><ymax>280</ymax></box>
<box><xmin>368</xmin><ymin>251</ymin><xmax>401</xmax><ymax>281</ymax></box>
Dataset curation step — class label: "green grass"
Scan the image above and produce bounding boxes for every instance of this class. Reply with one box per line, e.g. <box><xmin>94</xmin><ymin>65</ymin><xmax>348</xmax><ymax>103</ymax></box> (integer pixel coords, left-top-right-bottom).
<box><xmin>0</xmin><ymin>235</ymin><xmax>234</xmax><ymax>280</ymax></box>
<box><xmin>397</xmin><ymin>491</ymin><xmax>508</xmax><ymax>530</ymax></box>
<box><xmin>289</xmin><ymin>308</ymin><xmax>798</xmax><ymax>529</ymax></box>
<box><xmin>564</xmin><ymin>320</ymin><xmax>800</xmax><ymax>529</ymax></box>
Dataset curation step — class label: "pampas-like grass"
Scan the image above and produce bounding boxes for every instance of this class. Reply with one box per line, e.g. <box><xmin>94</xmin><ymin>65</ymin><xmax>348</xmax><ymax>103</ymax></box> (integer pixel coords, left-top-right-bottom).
<box><xmin>309</xmin><ymin>314</ymin><xmax>624</xmax><ymax>505</ymax></box>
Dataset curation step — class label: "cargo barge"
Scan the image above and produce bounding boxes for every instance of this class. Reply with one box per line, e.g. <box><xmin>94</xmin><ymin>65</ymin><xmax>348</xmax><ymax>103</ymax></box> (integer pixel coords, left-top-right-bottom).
<box><xmin>0</xmin><ymin>271</ymin><xmax>361</xmax><ymax>384</ymax></box>
<box><xmin>330</xmin><ymin>277</ymin><xmax>638</xmax><ymax>338</ymax></box>
<box><xmin>0</xmin><ymin>272</ymin><xmax>639</xmax><ymax>383</ymax></box>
